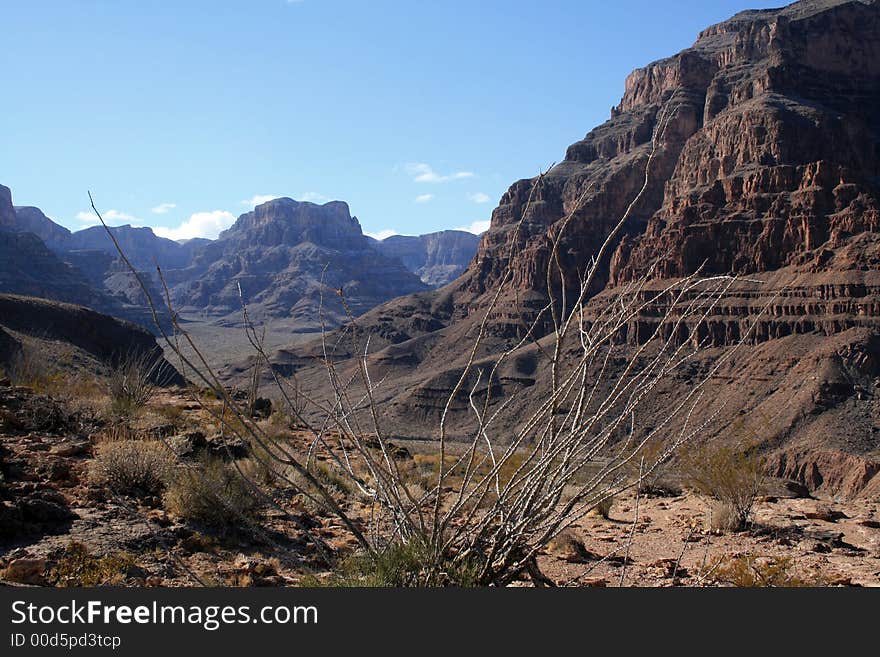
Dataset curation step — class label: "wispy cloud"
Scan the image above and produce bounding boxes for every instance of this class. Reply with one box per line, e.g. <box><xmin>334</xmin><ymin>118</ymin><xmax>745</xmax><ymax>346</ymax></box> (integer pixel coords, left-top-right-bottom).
<box><xmin>365</xmin><ymin>228</ymin><xmax>398</xmax><ymax>241</ymax></box>
<box><xmin>75</xmin><ymin>209</ymin><xmax>139</xmax><ymax>227</ymax></box>
<box><xmin>151</xmin><ymin>202</ymin><xmax>177</xmax><ymax>215</ymax></box>
<box><xmin>153</xmin><ymin>210</ymin><xmax>236</xmax><ymax>241</ymax></box>
<box><xmin>468</xmin><ymin>192</ymin><xmax>490</xmax><ymax>204</ymax></box>
<box><xmin>241</xmin><ymin>194</ymin><xmax>282</xmax><ymax>207</ymax></box>
<box><xmin>404</xmin><ymin>162</ymin><xmax>474</xmax><ymax>184</ymax></box>
<box><xmin>455</xmin><ymin>219</ymin><xmax>491</xmax><ymax>235</ymax></box>
<box><xmin>415</xmin><ymin>193</ymin><xmax>434</xmax><ymax>204</ymax></box>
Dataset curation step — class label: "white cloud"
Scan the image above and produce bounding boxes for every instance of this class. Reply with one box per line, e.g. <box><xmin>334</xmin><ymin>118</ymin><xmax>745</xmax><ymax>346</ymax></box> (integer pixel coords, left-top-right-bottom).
<box><xmin>415</xmin><ymin>193</ymin><xmax>434</xmax><ymax>204</ymax></box>
<box><xmin>75</xmin><ymin>209</ymin><xmax>139</xmax><ymax>227</ymax></box>
<box><xmin>241</xmin><ymin>194</ymin><xmax>282</xmax><ymax>207</ymax></box>
<box><xmin>299</xmin><ymin>192</ymin><xmax>330</xmax><ymax>204</ymax></box>
<box><xmin>153</xmin><ymin>210</ymin><xmax>236</xmax><ymax>241</ymax></box>
<box><xmin>455</xmin><ymin>219</ymin><xmax>491</xmax><ymax>235</ymax></box>
<box><xmin>151</xmin><ymin>202</ymin><xmax>176</xmax><ymax>215</ymax></box>
<box><xmin>241</xmin><ymin>192</ymin><xmax>330</xmax><ymax>207</ymax></box>
<box><xmin>468</xmin><ymin>192</ymin><xmax>491</xmax><ymax>204</ymax></box>
<box><xmin>365</xmin><ymin>228</ymin><xmax>398</xmax><ymax>241</ymax></box>
<box><xmin>404</xmin><ymin>162</ymin><xmax>474</xmax><ymax>183</ymax></box>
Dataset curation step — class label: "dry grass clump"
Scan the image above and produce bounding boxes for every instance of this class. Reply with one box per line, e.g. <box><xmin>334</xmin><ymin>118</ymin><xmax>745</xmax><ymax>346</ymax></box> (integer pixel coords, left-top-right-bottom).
<box><xmin>49</xmin><ymin>541</ymin><xmax>136</xmax><ymax>587</ymax></box>
<box><xmin>7</xmin><ymin>346</ymin><xmax>66</xmax><ymax>395</ymax></box>
<box><xmin>682</xmin><ymin>441</ymin><xmax>764</xmax><ymax>532</ymax></box>
<box><xmin>153</xmin><ymin>402</ymin><xmax>186</xmax><ymax>428</ymax></box>
<box><xmin>706</xmin><ymin>554</ymin><xmax>827</xmax><ymax>587</ymax></box>
<box><xmin>89</xmin><ymin>439</ymin><xmax>176</xmax><ymax>498</ymax></box>
<box><xmin>163</xmin><ymin>456</ymin><xmax>259</xmax><ymax>531</ymax></box>
<box><xmin>108</xmin><ymin>350</ymin><xmax>162</xmax><ymax>420</ymax></box>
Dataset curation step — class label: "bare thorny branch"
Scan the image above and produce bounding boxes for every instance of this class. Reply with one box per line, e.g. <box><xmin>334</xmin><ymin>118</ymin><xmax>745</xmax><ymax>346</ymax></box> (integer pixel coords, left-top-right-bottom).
<box><xmin>90</xmin><ymin>99</ymin><xmax>780</xmax><ymax>586</ymax></box>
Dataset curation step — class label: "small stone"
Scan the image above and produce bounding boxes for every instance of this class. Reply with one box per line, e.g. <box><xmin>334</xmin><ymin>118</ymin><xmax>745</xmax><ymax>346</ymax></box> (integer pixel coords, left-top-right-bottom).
<box><xmin>3</xmin><ymin>558</ymin><xmax>47</xmax><ymax>585</ymax></box>
<box><xmin>50</xmin><ymin>441</ymin><xmax>90</xmax><ymax>457</ymax></box>
<box><xmin>582</xmin><ymin>577</ymin><xmax>608</xmax><ymax>587</ymax></box>
<box><xmin>804</xmin><ymin>505</ymin><xmax>847</xmax><ymax>522</ymax></box>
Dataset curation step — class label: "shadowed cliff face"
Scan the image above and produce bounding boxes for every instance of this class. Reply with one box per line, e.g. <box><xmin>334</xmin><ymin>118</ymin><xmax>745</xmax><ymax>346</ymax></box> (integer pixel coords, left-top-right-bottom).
<box><xmin>172</xmin><ymin>198</ymin><xmax>429</xmax><ymax>327</ymax></box>
<box><xmin>261</xmin><ymin>0</ymin><xmax>880</xmax><ymax>499</ymax></box>
<box><xmin>0</xmin><ymin>185</ymin><xmax>15</xmax><ymax>229</ymax></box>
<box><xmin>9</xmin><ymin>206</ymin><xmax>71</xmax><ymax>249</ymax></box>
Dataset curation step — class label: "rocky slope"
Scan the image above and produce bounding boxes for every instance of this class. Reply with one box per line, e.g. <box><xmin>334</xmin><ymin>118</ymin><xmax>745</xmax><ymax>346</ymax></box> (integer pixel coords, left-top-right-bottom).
<box><xmin>370</xmin><ymin>230</ymin><xmax>480</xmax><ymax>287</ymax></box>
<box><xmin>260</xmin><ymin>0</ymin><xmax>880</xmax><ymax>500</ymax></box>
<box><xmin>172</xmin><ymin>198</ymin><xmax>429</xmax><ymax>328</ymax></box>
<box><xmin>0</xmin><ymin>294</ymin><xmax>181</xmax><ymax>383</ymax></box>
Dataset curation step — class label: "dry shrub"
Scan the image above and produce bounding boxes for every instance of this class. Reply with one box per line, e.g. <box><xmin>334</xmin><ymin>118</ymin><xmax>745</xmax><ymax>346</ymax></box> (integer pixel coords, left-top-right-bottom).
<box><xmin>90</xmin><ymin>440</ymin><xmax>176</xmax><ymax>498</ymax></box>
<box><xmin>154</xmin><ymin>402</ymin><xmax>186</xmax><ymax>428</ymax></box>
<box><xmin>587</xmin><ymin>495</ymin><xmax>614</xmax><ymax>519</ymax></box>
<box><xmin>627</xmin><ymin>438</ymin><xmax>682</xmax><ymax>497</ymax></box>
<box><xmin>8</xmin><ymin>346</ymin><xmax>66</xmax><ymax>395</ymax></box>
<box><xmin>286</xmin><ymin>460</ymin><xmax>355</xmax><ymax>514</ymax></box>
<box><xmin>108</xmin><ymin>350</ymin><xmax>165</xmax><ymax>419</ymax></box>
<box><xmin>49</xmin><ymin>541</ymin><xmax>136</xmax><ymax>587</ymax></box>
<box><xmin>706</xmin><ymin>554</ymin><xmax>827</xmax><ymax>587</ymax></box>
<box><xmin>164</xmin><ymin>456</ymin><xmax>259</xmax><ymax>530</ymax></box>
<box><xmin>682</xmin><ymin>441</ymin><xmax>764</xmax><ymax>532</ymax></box>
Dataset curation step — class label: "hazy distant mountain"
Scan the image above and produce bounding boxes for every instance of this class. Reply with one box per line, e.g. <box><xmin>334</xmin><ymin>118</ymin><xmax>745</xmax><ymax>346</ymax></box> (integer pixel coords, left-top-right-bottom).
<box><xmin>370</xmin><ymin>230</ymin><xmax>480</xmax><ymax>287</ymax></box>
<box><xmin>172</xmin><ymin>197</ymin><xmax>429</xmax><ymax>328</ymax></box>
<box><xmin>64</xmin><ymin>224</ymin><xmax>195</xmax><ymax>270</ymax></box>
<box><xmin>10</xmin><ymin>205</ymin><xmax>71</xmax><ymax>249</ymax></box>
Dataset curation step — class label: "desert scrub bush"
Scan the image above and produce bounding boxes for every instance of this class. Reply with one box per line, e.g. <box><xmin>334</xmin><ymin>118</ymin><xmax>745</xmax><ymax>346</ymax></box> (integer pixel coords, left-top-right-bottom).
<box><xmin>49</xmin><ymin>541</ymin><xmax>136</xmax><ymax>587</ymax></box>
<box><xmin>625</xmin><ymin>437</ymin><xmax>682</xmax><ymax>497</ymax></box>
<box><xmin>705</xmin><ymin>554</ymin><xmax>827</xmax><ymax>587</ymax></box>
<box><xmin>587</xmin><ymin>494</ymin><xmax>614</xmax><ymax>519</ymax></box>
<box><xmin>682</xmin><ymin>441</ymin><xmax>764</xmax><ymax>532</ymax></box>
<box><xmin>310</xmin><ymin>540</ymin><xmax>480</xmax><ymax>587</ymax></box>
<box><xmin>154</xmin><ymin>402</ymin><xmax>186</xmax><ymax>428</ymax></box>
<box><xmin>108</xmin><ymin>350</ymin><xmax>164</xmax><ymax>419</ymax></box>
<box><xmin>8</xmin><ymin>345</ymin><xmax>66</xmax><ymax>395</ymax></box>
<box><xmin>89</xmin><ymin>440</ymin><xmax>176</xmax><ymax>498</ymax></box>
<box><xmin>286</xmin><ymin>460</ymin><xmax>356</xmax><ymax>514</ymax></box>
<box><xmin>164</xmin><ymin>456</ymin><xmax>259</xmax><ymax>531</ymax></box>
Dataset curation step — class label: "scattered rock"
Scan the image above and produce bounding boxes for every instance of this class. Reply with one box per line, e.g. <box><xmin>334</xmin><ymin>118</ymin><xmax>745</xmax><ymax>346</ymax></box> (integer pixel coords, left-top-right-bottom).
<box><xmin>804</xmin><ymin>505</ymin><xmax>848</xmax><ymax>522</ymax></box>
<box><xmin>168</xmin><ymin>430</ymin><xmax>207</xmax><ymax>456</ymax></box>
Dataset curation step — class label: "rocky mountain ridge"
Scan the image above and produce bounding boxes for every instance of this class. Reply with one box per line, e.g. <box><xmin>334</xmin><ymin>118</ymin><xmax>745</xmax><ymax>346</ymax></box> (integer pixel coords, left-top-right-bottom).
<box><xmin>261</xmin><ymin>0</ymin><xmax>880</xmax><ymax>500</ymax></box>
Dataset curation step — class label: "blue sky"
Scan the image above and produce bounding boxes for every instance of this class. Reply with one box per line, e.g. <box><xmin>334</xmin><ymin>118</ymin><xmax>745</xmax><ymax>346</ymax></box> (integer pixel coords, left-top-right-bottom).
<box><xmin>2</xmin><ymin>0</ymin><xmax>783</xmax><ymax>241</ymax></box>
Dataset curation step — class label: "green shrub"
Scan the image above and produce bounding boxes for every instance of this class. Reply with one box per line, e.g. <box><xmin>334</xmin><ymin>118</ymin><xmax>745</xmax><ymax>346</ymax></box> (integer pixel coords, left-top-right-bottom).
<box><xmin>310</xmin><ymin>540</ymin><xmax>480</xmax><ymax>587</ymax></box>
